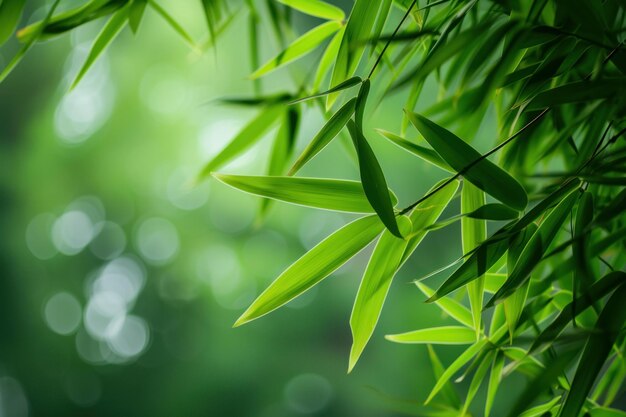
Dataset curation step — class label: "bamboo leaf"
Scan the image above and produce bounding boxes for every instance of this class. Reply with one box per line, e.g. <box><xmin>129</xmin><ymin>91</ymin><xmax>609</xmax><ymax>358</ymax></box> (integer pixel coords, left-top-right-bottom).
<box><xmin>462</xmin><ymin>182</ymin><xmax>486</xmax><ymax>338</ymax></box>
<box><xmin>527</xmin><ymin>78</ymin><xmax>626</xmax><ymax>110</ymax></box>
<box><xmin>348</xmin><ymin>216</ymin><xmax>412</xmax><ymax>371</ymax></box>
<box><xmin>348</xmin><ymin>120</ymin><xmax>401</xmax><ymax>237</ymax></box>
<box><xmin>416</xmin><ymin>283</ymin><xmax>473</xmax><ymax>328</ymax></box>
<box><xmin>313</xmin><ymin>26</ymin><xmax>345</xmax><ymax>91</ymax></box>
<box><xmin>485</xmin><ymin>352</ymin><xmax>504</xmax><ymax>417</ymax></box>
<box><xmin>467</xmin><ymin>204</ymin><xmax>519</xmax><ymax>221</ymax></box>
<box><xmin>234</xmin><ymin>215</ymin><xmax>385</xmax><ymax>326</ymax></box>
<box><xmin>289</xmin><ymin>98</ymin><xmax>356</xmax><ymax>175</ymax></box>
<box><xmin>70</xmin><ymin>6</ymin><xmax>129</xmax><ymax>89</ymax></box>
<box><xmin>277</xmin><ymin>0</ymin><xmax>345</xmax><ymax>21</ymax></box>
<box><xmin>588</xmin><ymin>408</ymin><xmax>626</xmax><ymax>417</ymax></box>
<box><xmin>386</xmin><ymin>326</ymin><xmax>476</xmax><ymax>344</ymax></box>
<box><xmin>290</xmin><ymin>76</ymin><xmax>362</xmax><ymax>104</ymax></box>
<box><xmin>214</xmin><ymin>174</ymin><xmax>398</xmax><ymax>213</ymax></box>
<box><xmin>461</xmin><ymin>350</ymin><xmax>495</xmax><ymax>415</ymax></box>
<box><xmin>148</xmin><ymin>0</ymin><xmax>198</xmax><ymax>49</ymax></box>
<box><xmin>0</xmin><ymin>0</ymin><xmax>25</xmax><ymax>46</ymax></box>
<box><xmin>250</xmin><ymin>20</ymin><xmax>341</xmax><ymax>79</ymax></box>
<box><xmin>199</xmin><ymin>105</ymin><xmax>283</xmax><ymax>178</ymax></box>
<box><xmin>375</xmin><ymin>129</ymin><xmax>454</xmax><ymax>173</ymax></box>
<box><xmin>128</xmin><ymin>0</ymin><xmax>148</xmax><ymax>33</ymax></box>
<box><xmin>488</xmin><ymin>188</ymin><xmax>579</xmax><ymax>307</ymax></box>
<box><xmin>559</xmin><ymin>284</ymin><xmax>626</xmax><ymax>417</ymax></box>
<box><xmin>407</xmin><ymin>112</ymin><xmax>528</xmax><ymax>210</ymax></box>
<box><xmin>427</xmin><ymin>345</ymin><xmax>461</xmax><ymax>408</ymax></box>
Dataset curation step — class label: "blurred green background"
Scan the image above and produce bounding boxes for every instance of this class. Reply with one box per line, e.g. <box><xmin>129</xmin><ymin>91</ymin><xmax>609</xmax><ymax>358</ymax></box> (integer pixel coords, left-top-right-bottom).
<box><xmin>0</xmin><ymin>1</ymin><xmax>479</xmax><ymax>416</ymax></box>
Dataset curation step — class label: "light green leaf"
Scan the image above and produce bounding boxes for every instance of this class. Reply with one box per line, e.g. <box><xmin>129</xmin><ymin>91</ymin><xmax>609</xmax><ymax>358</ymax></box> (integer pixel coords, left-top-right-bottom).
<box><xmin>386</xmin><ymin>326</ymin><xmax>476</xmax><ymax>344</ymax></box>
<box><xmin>148</xmin><ymin>0</ymin><xmax>198</xmax><ymax>49</ymax></box>
<box><xmin>461</xmin><ymin>350</ymin><xmax>494</xmax><ymax>416</ymax></box>
<box><xmin>289</xmin><ymin>98</ymin><xmax>356</xmax><ymax>175</ymax></box>
<box><xmin>485</xmin><ymin>352</ymin><xmax>504</xmax><ymax>417</ymax></box>
<box><xmin>348</xmin><ymin>120</ymin><xmax>401</xmax><ymax>237</ymax></box>
<box><xmin>313</xmin><ymin>26</ymin><xmax>345</xmax><ymax>91</ymax></box>
<box><xmin>0</xmin><ymin>0</ymin><xmax>26</xmax><ymax>46</ymax></box>
<box><xmin>425</xmin><ymin>339</ymin><xmax>488</xmax><ymax>404</ymax></box>
<box><xmin>234</xmin><ymin>215</ymin><xmax>385</xmax><ymax>326</ymax></box>
<box><xmin>214</xmin><ymin>174</ymin><xmax>398</xmax><ymax>213</ymax></box>
<box><xmin>250</xmin><ymin>20</ymin><xmax>341</xmax><ymax>79</ymax></box>
<box><xmin>128</xmin><ymin>0</ymin><xmax>147</xmax><ymax>33</ymax></box>
<box><xmin>518</xmin><ymin>397</ymin><xmax>561</xmax><ymax>417</ymax></box>
<box><xmin>416</xmin><ymin>283</ymin><xmax>473</xmax><ymax>328</ymax></box>
<box><xmin>349</xmin><ymin>216</ymin><xmax>412</xmax><ymax>372</ymax></box>
<box><xmin>488</xmin><ymin>188</ymin><xmax>579</xmax><ymax>306</ymax></box>
<box><xmin>375</xmin><ymin>129</ymin><xmax>454</xmax><ymax>173</ymax></box>
<box><xmin>70</xmin><ymin>6</ymin><xmax>129</xmax><ymax>90</ymax></box>
<box><xmin>277</xmin><ymin>0</ymin><xmax>345</xmax><ymax>21</ymax></box>
<box><xmin>199</xmin><ymin>105</ymin><xmax>283</xmax><ymax>178</ymax></box>
<box><xmin>560</xmin><ymin>284</ymin><xmax>626</xmax><ymax>417</ymax></box>
<box><xmin>588</xmin><ymin>408</ymin><xmax>626</xmax><ymax>417</ymax></box>
<box><xmin>462</xmin><ymin>182</ymin><xmax>486</xmax><ymax>338</ymax></box>
<box><xmin>290</xmin><ymin>76</ymin><xmax>361</xmax><ymax>104</ymax></box>
<box><xmin>407</xmin><ymin>111</ymin><xmax>528</xmax><ymax>210</ymax></box>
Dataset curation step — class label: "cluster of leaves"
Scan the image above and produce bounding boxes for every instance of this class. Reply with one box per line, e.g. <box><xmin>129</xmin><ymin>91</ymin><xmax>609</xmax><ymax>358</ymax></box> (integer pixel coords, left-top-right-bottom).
<box><xmin>2</xmin><ymin>0</ymin><xmax>626</xmax><ymax>416</ymax></box>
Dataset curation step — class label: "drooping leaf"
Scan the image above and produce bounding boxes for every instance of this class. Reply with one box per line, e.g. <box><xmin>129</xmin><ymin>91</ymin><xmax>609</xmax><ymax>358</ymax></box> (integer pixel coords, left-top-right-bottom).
<box><xmin>250</xmin><ymin>20</ymin><xmax>342</xmax><ymax>79</ymax></box>
<box><xmin>461</xmin><ymin>350</ymin><xmax>495</xmax><ymax>416</ymax></box>
<box><xmin>462</xmin><ymin>182</ymin><xmax>486</xmax><ymax>338</ymax></box>
<box><xmin>0</xmin><ymin>0</ymin><xmax>26</xmax><ymax>46</ymax></box>
<box><xmin>488</xmin><ymin>188</ymin><xmax>579</xmax><ymax>306</ymax></box>
<box><xmin>148</xmin><ymin>0</ymin><xmax>198</xmax><ymax>49</ymax></box>
<box><xmin>313</xmin><ymin>27</ymin><xmax>345</xmax><ymax>91</ymax></box>
<box><xmin>199</xmin><ymin>105</ymin><xmax>283</xmax><ymax>178</ymax></box>
<box><xmin>375</xmin><ymin>129</ymin><xmax>454</xmax><ymax>173</ymax></box>
<box><xmin>416</xmin><ymin>283</ymin><xmax>473</xmax><ymax>328</ymax></box>
<box><xmin>234</xmin><ymin>215</ymin><xmax>385</xmax><ymax>326</ymax></box>
<box><xmin>467</xmin><ymin>204</ymin><xmax>519</xmax><ymax>221</ymax></box>
<box><xmin>386</xmin><ymin>326</ymin><xmax>476</xmax><ymax>345</ymax></box>
<box><xmin>348</xmin><ymin>216</ymin><xmax>412</xmax><ymax>371</ymax></box>
<box><xmin>527</xmin><ymin>78</ymin><xmax>626</xmax><ymax>110</ymax></box>
<box><xmin>214</xmin><ymin>174</ymin><xmax>397</xmax><ymax>213</ymax></box>
<box><xmin>128</xmin><ymin>0</ymin><xmax>148</xmax><ymax>33</ymax></box>
<box><xmin>485</xmin><ymin>352</ymin><xmax>504</xmax><ymax>417</ymax></box>
<box><xmin>427</xmin><ymin>345</ymin><xmax>461</xmax><ymax>408</ymax></box>
<box><xmin>559</xmin><ymin>284</ymin><xmax>626</xmax><ymax>417</ymax></box>
<box><xmin>290</xmin><ymin>76</ymin><xmax>362</xmax><ymax>104</ymax></box>
<box><xmin>289</xmin><ymin>98</ymin><xmax>356</xmax><ymax>175</ymax></box>
<box><xmin>407</xmin><ymin>111</ymin><xmax>528</xmax><ymax>210</ymax></box>
<box><xmin>348</xmin><ymin>120</ymin><xmax>401</xmax><ymax>237</ymax></box>
<box><xmin>277</xmin><ymin>0</ymin><xmax>345</xmax><ymax>21</ymax></box>
<box><xmin>70</xmin><ymin>5</ymin><xmax>129</xmax><ymax>89</ymax></box>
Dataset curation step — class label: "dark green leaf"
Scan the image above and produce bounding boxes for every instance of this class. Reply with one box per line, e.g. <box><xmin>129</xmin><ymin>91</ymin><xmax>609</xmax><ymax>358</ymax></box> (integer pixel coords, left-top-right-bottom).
<box><xmin>290</xmin><ymin>76</ymin><xmax>362</xmax><ymax>104</ymax></box>
<box><xmin>128</xmin><ymin>0</ymin><xmax>147</xmax><ymax>33</ymax></box>
<box><xmin>0</xmin><ymin>0</ymin><xmax>26</xmax><ymax>46</ymax></box>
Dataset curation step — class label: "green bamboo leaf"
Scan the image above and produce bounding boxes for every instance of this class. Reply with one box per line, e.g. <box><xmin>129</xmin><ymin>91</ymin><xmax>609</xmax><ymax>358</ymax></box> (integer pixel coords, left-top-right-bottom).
<box><xmin>70</xmin><ymin>5</ymin><xmax>129</xmax><ymax>90</ymax></box>
<box><xmin>518</xmin><ymin>397</ymin><xmax>561</xmax><ymax>417</ymax></box>
<box><xmin>375</xmin><ymin>129</ymin><xmax>454</xmax><ymax>173</ymax></box>
<box><xmin>425</xmin><ymin>339</ymin><xmax>488</xmax><ymax>404</ymax></box>
<box><xmin>462</xmin><ymin>182</ymin><xmax>486</xmax><ymax>338</ymax></box>
<box><xmin>250</xmin><ymin>20</ymin><xmax>341</xmax><ymax>79</ymax></box>
<box><xmin>527</xmin><ymin>78</ymin><xmax>626</xmax><ymax>110</ymax></box>
<box><xmin>560</xmin><ymin>284</ymin><xmax>626</xmax><ymax>417</ymax></box>
<box><xmin>488</xmin><ymin>188</ymin><xmax>579</xmax><ymax>307</ymax></box>
<box><xmin>386</xmin><ymin>326</ymin><xmax>476</xmax><ymax>345</ymax></box>
<box><xmin>289</xmin><ymin>98</ymin><xmax>356</xmax><ymax>175</ymax></box>
<box><xmin>467</xmin><ymin>204</ymin><xmax>519</xmax><ymax>221</ymax></box>
<box><xmin>214</xmin><ymin>174</ymin><xmax>398</xmax><ymax>213</ymax></box>
<box><xmin>485</xmin><ymin>352</ymin><xmax>504</xmax><ymax>417</ymax></box>
<box><xmin>407</xmin><ymin>112</ymin><xmax>528</xmax><ymax>210</ymax></box>
<box><xmin>313</xmin><ymin>27</ymin><xmax>344</xmax><ymax>91</ymax></box>
<box><xmin>348</xmin><ymin>216</ymin><xmax>412</xmax><ymax>372</ymax></box>
<box><xmin>148</xmin><ymin>0</ymin><xmax>198</xmax><ymax>49</ymax></box>
<box><xmin>427</xmin><ymin>345</ymin><xmax>461</xmax><ymax>408</ymax></box>
<box><xmin>0</xmin><ymin>0</ymin><xmax>26</xmax><ymax>46</ymax></box>
<box><xmin>290</xmin><ymin>76</ymin><xmax>362</xmax><ymax>104</ymax></box>
<box><xmin>277</xmin><ymin>0</ymin><xmax>345</xmax><ymax>21</ymax></box>
<box><xmin>461</xmin><ymin>350</ymin><xmax>495</xmax><ymax>416</ymax></box>
<box><xmin>199</xmin><ymin>105</ymin><xmax>283</xmax><ymax>178</ymax></box>
<box><xmin>348</xmin><ymin>120</ymin><xmax>401</xmax><ymax>237</ymax></box>
<box><xmin>484</xmin><ymin>273</ymin><xmax>506</xmax><ymax>294</ymax></box>
<box><xmin>503</xmin><ymin>224</ymin><xmax>537</xmax><ymax>342</ymax></box>
<box><xmin>573</xmin><ymin>191</ymin><xmax>595</xmax><ymax>299</ymax></box>
<box><xmin>588</xmin><ymin>408</ymin><xmax>626</xmax><ymax>417</ymax></box>
<box><xmin>235</xmin><ymin>215</ymin><xmax>384</xmax><ymax>326</ymax></box>
<box><xmin>531</xmin><ymin>272</ymin><xmax>626</xmax><ymax>353</ymax></box>
<box><xmin>354</xmin><ymin>79</ymin><xmax>370</xmax><ymax>132</ymax></box>
<box><xmin>416</xmin><ymin>283</ymin><xmax>473</xmax><ymax>328</ymax></box>
<box><xmin>128</xmin><ymin>0</ymin><xmax>147</xmax><ymax>33</ymax></box>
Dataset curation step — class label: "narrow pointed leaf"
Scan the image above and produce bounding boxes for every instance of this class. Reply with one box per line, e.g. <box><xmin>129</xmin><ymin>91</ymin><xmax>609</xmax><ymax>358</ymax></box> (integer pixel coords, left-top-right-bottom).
<box><xmin>427</xmin><ymin>345</ymin><xmax>461</xmax><ymax>408</ymax></box>
<box><xmin>128</xmin><ymin>0</ymin><xmax>148</xmax><ymax>33</ymax></box>
<box><xmin>485</xmin><ymin>352</ymin><xmax>504</xmax><ymax>417</ymax></box>
<box><xmin>461</xmin><ymin>350</ymin><xmax>494</xmax><ymax>415</ymax></box>
<box><xmin>214</xmin><ymin>174</ymin><xmax>397</xmax><ymax>213</ymax></box>
<box><xmin>250</xmin><ymin>20</ymin><xmax>341</xmax><ymax>79</ymax></box>
<box><xmin>376</xmin><ymin>129</ymin><xmax>454</xmax><ymax>172</ymax></box>
<box><xmin>289</xmin><ymin>98</ymin><xmax>356</xmax><ymax>175</ymax></box>
<box><xmin>277</xmin><ymin>0</ymin><xmax>345</xmax><ymax>21</ymax></box>
<box><xmin>348</xmin><ymin>120</ymin><xmax>401</xmax><ymax>237</ymax></box>
<box><xmin>407</xmin><ymin>112</ymin><xmax>528</xmax><ymax>210</ymax></box>
<box><xmin>199</xmin><ymin>105</ymin><xmax>283</xmax><ymax>178</ymax></box>
<box><xmin>313</xmin><ymin>27</ymin><xmax>344</xmax><ymax>91</ymax></box>
<box><xmin>527</xmin><ymin>78</ymin><xmax>626</xmax><ymax>110</ymax></box>
<box><xmin>234</xmin><ymin>215</ymin><xmax>385</xmax><ymax>326</ymax></box>
<box><xmin>290</xmin><ymin>76</ymin><xmax>362</xmax><ymax>104</ymax></box>
<box><xmin>467</xmin><ymin>204</ymin><xmax>519</xmax><ymax>221</ymax></box>
<box><xmin>559</xmin><ymin>284</ymin><xmax>626</xmax><ymax>417</ymax></box>
<box><xmin>148</xmin><ymin>0</ymin><xmax>198</xmax><ymax>49</ymax></box>
<box><xmin>71</xmin><ymin>6</ymin><xmax>129</xmax><ymax>89</ymax></box>
<box><xmin>386</xmin><ymin>326</ymin><xmax>476</xmax><ymax>345</ymax></box>
<box><xmin>416</xmin><ymin>283</ymin><xmax>473</xmax><ymax>328</ymax></box>
<box><xmin>349</xmin><ymin>216</ymin><xmax>412</xmax><ymax>371</ymax></box>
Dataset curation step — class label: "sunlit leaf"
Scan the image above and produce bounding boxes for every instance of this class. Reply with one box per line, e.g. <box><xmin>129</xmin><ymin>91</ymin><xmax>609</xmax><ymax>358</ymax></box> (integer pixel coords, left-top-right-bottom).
<box><xmin>416</xmin><ymin>283</ymin><xmax>473</xmax><ymax>328</ymax></box>
<box><xmin>234</xmin><ymin>215</ymin><xmax>385</xmax><ymax>326</ymax></box>
<box><xmin>290</xmin><ymin>76</ymin><xmax>362</xmax><ymax>104</ymax></box>
<box><xmin>250</xmin><ymin>20</ymin><xmax>341</xmax><ymax>79</ymax></box>
<box><xmin>277</xmin><ymin>0</ymin><xmax>345</xmax><ymax>21</ymax></box>
<box><xmin>148</xmin><ymin>0</ymin><xmax>198</xmax><ymax>49</ymax></box>
<box><xmin>214</xmin><ymin>174</ymin><xmax>398</xmax><ymax>213</ymax></box>
<box><xmin>407</xmin><ymin>112</ymin><xmax>528</xmax><ymax>210</ymax></box>
<box><xmin>386</xmin><ymin>326</ymin><xmax>476</xmax><ymax>344</ymax></box>
<box><xmin>375</xmin><ymin>129</ymin><xmax>453</xmax><ymax>173</ymax></box>
<box><xmin>313</xmin><ymin>27</ymin><xmax>345</xmax><ymax>91</ymax></box>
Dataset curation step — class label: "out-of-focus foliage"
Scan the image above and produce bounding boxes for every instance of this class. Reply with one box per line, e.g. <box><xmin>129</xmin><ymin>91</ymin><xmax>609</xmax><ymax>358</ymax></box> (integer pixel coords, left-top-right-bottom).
<box><xmin>1</xmin><ymin>0</ymin><xmax>626</xmax><ymax>416</ymax></box>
